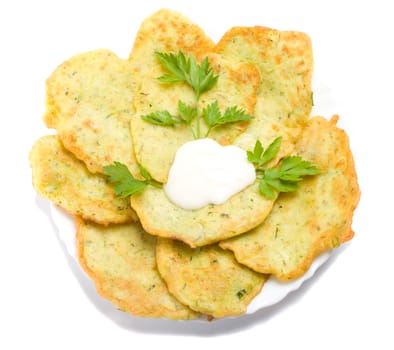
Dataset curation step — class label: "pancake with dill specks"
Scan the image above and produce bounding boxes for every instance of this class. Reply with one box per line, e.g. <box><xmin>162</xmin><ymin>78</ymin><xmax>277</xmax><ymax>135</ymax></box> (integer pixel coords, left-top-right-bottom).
<box><xmin>76</xmin><ymin>218</ymin><xmax>199</xmax><ymax>319</ymax></box>
<box><xmin>220</xmin><ymin>116</ymin><xmax>360</xmax><ymax>281</ymax></box>
<box><xmin>130</xmin><ymin>179</ymin><xmax>275</xmax><ymax>247</ymax></box>
<box><xmin>156</xmin><ymin>238</ymin><xmax>267</xmax><ymax>318</ymax></box>
<box><xmin>129</xmin><ymin>9</ymin><xmax>215</xmax><ymax>76</ymax></box>
<box><xmin>216</xmin><ymin>26</ymin><xmax>314</xmax><ymax>162</ymax></box>
<box><xmin>29</xmin><ymin>135</ymin><xmax>137</xmax><ymax>225</ymax></box>
<box><xmin>43</xmin><ymin>49</ymin><xmax>140</xmax><ymax>176</ymax></box>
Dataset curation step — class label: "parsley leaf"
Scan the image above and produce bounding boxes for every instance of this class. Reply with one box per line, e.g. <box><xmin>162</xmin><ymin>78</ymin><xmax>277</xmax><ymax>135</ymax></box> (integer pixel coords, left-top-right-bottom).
<box><xmin>103</xmin><ymin>162</ymin><xmax>147</xmax><ymax>197</ymax></box>
<box><xmin>278</xmin><ymin>156</ymin><xmax>320</xmax><ymax>180</ymax></box>
<box><xmin>103</xmin><ymin>162</ymin><xmax>162</xmax><ymax>198</ymax></box>
<box><xmin>248</xmin><ymin>139</ymin><xmax>320</xmax><ymax>199</ymax></box>
<box><xmin>203</xmin><ymin>102</ymin><xmax>253</xmax><ymax>137</ymax></box>
<box><xmin>259</xmin><ymin>157</ymin><xmax>320</xmax><ymax>198</ymax></box>
<box><xmin>221</xmin><ymin>106</ymin><xmax>253</xmax><ymax>125</ymax></box>
<box><xmin>247</xmin><ymin>140</ymin><xmax>264</xmax><ymax>165</ymax></box>
<box><xmin>141</xmin><ymin>111</ymin><xmax>178</xmax><ymax>126</ymax></box>
<box><xmin>262</xmin><ymin>175</ymin><xmax>299</xmax><ymax>193</ymax></box>
<box><xmin>247</xmin><ymin>137</ymin><xmax>282</xmax><ymax>168</ymax></box>
<box><xmin>155</xmin><ymin>51</ymin><xmax>188</xmax><ymax>83</ymax></box>
<box><xmin>258</xmin><ymin>179</ymin><xmax>277</xmax><ymax>200</ymax></box>
<box><xmin>259</xmin><ymin>136</ymin><xmax>282</xmax><ymax>166</ymax></box>
<box><xmin>155</xmin><ymin>52</ymin><xmax>219</xmax><ymax>100</ymax></box>
<box><xmin>177</xmin><ymin>100</ymin><xmax>197</xmax><ymax>124</ymax></box>
<box><xmin>202</xmin><ymin>101</ymin><xmax>221</xmax><ymax>127</ymax></box>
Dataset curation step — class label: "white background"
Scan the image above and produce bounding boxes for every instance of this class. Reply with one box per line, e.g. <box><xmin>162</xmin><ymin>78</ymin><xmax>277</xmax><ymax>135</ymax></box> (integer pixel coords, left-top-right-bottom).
<box><xmin>1</xmin><ymin>0</ymin><xmax>393</xmax><ymax>349</ymax></box>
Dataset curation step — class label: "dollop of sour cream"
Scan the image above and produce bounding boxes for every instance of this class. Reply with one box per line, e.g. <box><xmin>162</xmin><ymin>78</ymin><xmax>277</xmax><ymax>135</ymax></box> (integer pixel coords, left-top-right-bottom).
<box><xmin>164</xmin><ymin>138</ymin><xmax>256</xmax><ymax>210</ymax></box>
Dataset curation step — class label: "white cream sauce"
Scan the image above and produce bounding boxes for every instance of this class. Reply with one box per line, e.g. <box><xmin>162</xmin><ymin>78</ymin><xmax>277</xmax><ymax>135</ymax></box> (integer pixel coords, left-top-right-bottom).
<box><xmin>164</xmin><ymin>138</ymin><xmax>256</xmax><ymax>210</ymax></box>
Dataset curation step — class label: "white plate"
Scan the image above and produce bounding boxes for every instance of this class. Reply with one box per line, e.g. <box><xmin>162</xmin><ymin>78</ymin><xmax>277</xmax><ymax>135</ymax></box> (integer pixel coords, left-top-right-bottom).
<box><xmin>49</xmin><ymin>203</ymin><xmax>331</xmax><ymax>318</ymax></box>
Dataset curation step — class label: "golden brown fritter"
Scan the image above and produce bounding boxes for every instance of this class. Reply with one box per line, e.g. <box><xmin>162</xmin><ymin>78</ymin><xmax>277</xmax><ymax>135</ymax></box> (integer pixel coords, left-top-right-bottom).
<box><xmin>77</xmin><ymin>218</ymin><xmax>199</xmax><ymax>320</ymax></box>
<box><xmin>29</xmin><ymin>135</ymin><xmax>137</xmax><ymax>225</ymax></box>
<box><xmin>130</xmin><ymin>181</ymin><xmax>275</xmax><ymax>247</ymax></box>
<box><xmin>216</xmin><ymin>26</ymin><xmax>314</xmax><ymax>160</ymax></box>
<box><xmin>44</xmin><ymin>49</ymin><xmax>140</xmax><ymax>176</ymax></box>
<box><xmin>220</xmin><ymin>116</ymin><xmax>360</xmax><ymax>280</ymax></box>
<box><xmin>129</xmin><ymin>9</ymin><xmax>215</xmax><ymax>74</ymax></box>
<box><xmin>156</xmin><ymin>238</ymin><xmax>267</xmax><ymax>318</ymax></box>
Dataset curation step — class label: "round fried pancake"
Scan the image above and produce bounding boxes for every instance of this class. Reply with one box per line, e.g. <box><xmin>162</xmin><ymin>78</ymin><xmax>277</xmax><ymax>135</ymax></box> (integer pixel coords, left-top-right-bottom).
<box><xmin>29</xmin><ymin>135</ymin><xmax>137</xmax><ymax>225</ymax></box>
<box><xmin>220</xmin><ymin>116</ymin><xmax>360</xmax><ymax>281</ymax></box>
<box><xmin>43</xmin><ymin>49</ymin><xmax>140</xmax><ymax>176</ymax></box>
<box><xmin>130</xmin><ymin>182</ymin><xmax>274</xmax><ymax>247</ymax></box>
<box><xmin>76</xmin><ymin>218</ymin><xmax>198</xmax><ymax>320</ymax></box>
<box><xmin>216</xmin><ymin>26</ymin><xmax>314</xmax><ymax>160</ymax></box>
<box><xmin>129</xmin><ymin>9</ymin><xmax>215</xmax><ymax>75</ymax></box>
<box><xmin>156</xmin><ymin>238</ymin><xmax>267</xmax><ymax>318</ymax></box>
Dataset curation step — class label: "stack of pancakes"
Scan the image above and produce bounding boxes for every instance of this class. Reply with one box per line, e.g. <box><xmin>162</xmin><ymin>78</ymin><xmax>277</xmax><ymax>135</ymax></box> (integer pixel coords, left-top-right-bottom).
<box><xmin>29</xmin><ymin>9</ymin><xmax>360</xmax><ymax>320</ymax></box>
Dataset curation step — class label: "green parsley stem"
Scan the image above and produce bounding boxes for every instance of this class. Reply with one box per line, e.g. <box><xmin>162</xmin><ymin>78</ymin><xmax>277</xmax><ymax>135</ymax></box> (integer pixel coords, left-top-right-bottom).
<box><xmin>189</xmin><ymin>124</ymin><xmax>197</xmax><ymax>139</ymax></box>
<box><xmin>195</xmin><ymin>96</ymin><xmax>201</xmax><ymax>139</ymax></box>
<box><xmin>148</xmin><ymin>179</ymin><xmax>163</xmax><ymax>189</ymax></box>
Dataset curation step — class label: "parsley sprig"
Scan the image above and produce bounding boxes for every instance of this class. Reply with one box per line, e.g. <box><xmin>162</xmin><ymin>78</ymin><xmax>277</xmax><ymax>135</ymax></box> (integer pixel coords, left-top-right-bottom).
<box><xmin>202</xmin><ymin>101</ymin><xmax>252</xmax><ymax>137</ymax></box>
<box><xmin>155</xmin><ymin>52</ymin><xmax>218</xmax><ymax>100</ymax></box>
<box><xmin>103</xmin><ymin>162</ymin><xmax>161</xmax><ymax>198</ymax></box>
<box><xmin>141</xmin><ymin>51</ymin><xmax>253</xmax><ymax>139</ymax></box>
<box><xmin>247</xmin><ymin>138</ymin><xmax>321</xmax><ymax>199</ymax></box>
